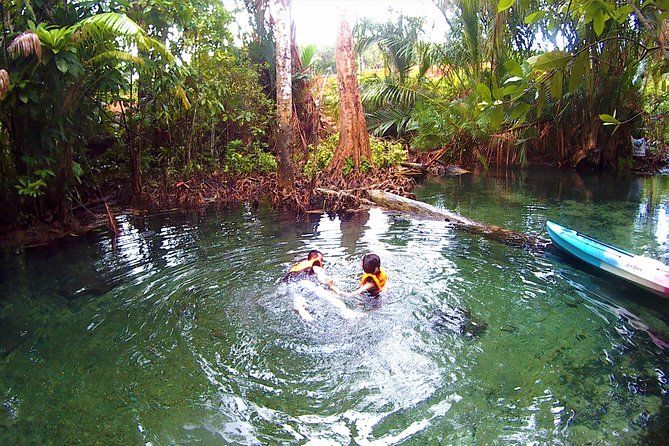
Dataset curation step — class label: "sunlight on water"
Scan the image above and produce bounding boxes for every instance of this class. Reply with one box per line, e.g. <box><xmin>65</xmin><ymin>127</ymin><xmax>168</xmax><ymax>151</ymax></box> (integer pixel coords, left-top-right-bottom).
<box><xmin>1</xmin><ymin>168</ymin><xmax>668</xmax><ymax>445</ymax></box>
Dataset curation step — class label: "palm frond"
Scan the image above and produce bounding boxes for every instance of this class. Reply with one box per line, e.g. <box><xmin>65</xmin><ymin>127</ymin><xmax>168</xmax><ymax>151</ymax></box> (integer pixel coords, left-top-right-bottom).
<box><xmin>299</xmin><ymin>44</ymin><xmax>317</xmax><ymax>69</ymax></box>
<box><xmin>0</xmin><ymin>69</ymin><xmax>9</xmax><ymax>100</ymax></box>
<box><xmin>79</xmin><ymin>12</ymin><xmax>146</xmax><ymax>38</ymax></box>
<box><xmin>362</xmin><ymin>81</ymin><xmax>417</xmax><ymax>110</ymax></box>
<box><xmin>365</xmin><ymin>107</ymin><xmax>415</xmax><ymax>137</ymax></box>
<box><xmin>174</xmin><ymin>84</ymin><xmax>191</xmax><ymax>110</ymax></box>
<box><xmin>86</xmin><ymin>50</ymin><xmax>144</xmax><ymax>66</ymax></box>
<box><xmin>8</xmin><ymin>31</ymin><xmax>42</xmax><ymax>63</ymax></box>
<box><xmin>78</xmin><ymin>13</ymin><xmax>174</xmax><ymax>62</ymax></box>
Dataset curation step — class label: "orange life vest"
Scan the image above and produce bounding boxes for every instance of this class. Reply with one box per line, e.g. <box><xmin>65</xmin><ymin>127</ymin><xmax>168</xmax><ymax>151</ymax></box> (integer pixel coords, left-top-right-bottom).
<box><xmin>290</xmin><ymin>258</ymin><xmax>321</xmax><ymax>273</ymax></box>
<box><xmin>360</xmin><ymin>267</ymin><xmax>387</xmax><ymax>295</ymax></box>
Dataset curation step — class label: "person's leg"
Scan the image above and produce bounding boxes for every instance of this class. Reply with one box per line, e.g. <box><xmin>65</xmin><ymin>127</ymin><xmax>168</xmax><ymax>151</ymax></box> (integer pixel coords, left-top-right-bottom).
<box><xmin>293</xmin><ymin>294</ymin><xmax>314</xmax><ymax>321</ymax></box>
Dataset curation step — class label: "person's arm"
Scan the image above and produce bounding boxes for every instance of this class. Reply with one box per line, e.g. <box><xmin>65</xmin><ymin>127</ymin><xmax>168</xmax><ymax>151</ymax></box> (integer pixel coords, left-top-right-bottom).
<box><xmin>312</xmin><ymin>265</ymin><xmax>331</xmax><ymax>285</ymax></box>
<box><xmin>329</xmin><ymin>280</ymin><xmax>375</xmax><ymax>297</ymax></box>
<box><xmin>348</xmin><ymin>281</ymin><xmax>376</xmax><ymax>296</ymax></box>
<box><xmin>327</xmin><ymin>281</ymin><xmax>347</xmax><ymax>296</ymax></box>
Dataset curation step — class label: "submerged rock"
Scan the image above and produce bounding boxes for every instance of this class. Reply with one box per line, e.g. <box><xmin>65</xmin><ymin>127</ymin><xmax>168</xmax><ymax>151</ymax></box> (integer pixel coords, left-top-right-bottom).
<box><xmin>431</xmin><ymin>307</ymin><xmax>487</xmax><ymax>338</ymax></box>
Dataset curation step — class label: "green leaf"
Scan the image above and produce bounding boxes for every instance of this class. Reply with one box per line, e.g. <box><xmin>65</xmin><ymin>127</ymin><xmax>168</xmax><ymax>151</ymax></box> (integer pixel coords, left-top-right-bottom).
<box><xmin>504</xmin><ymin>60</ymin><xmax>524</xmax><ymax>77</ymax></box>
<box><xmin>584</xmin><ymin>2</ymin><xmax>599</xmax><ymax>24</ymax></box>
<box><xmin>35</xmin><ymin>168</ymin><xmax>55</xmax><ymax>178</ymax></box>
<box><xmin>503</xmin><ymin>84</ymin><xmax>522</xmax><ymax>97</ymax></box>
<box><xmin>55</xmin><ymin>55</ymin><xmax>69</xmax><ymax>73</ymax></box>
<box><xmin>599</xmin><ymin>113</ymin><xmax>620</xmax><ymax>125</ymax></box>
<box><xmin>550</xmin><ymin>70</ymin><xmax>563</xmax><ymax>101</ymax></box>
<box><xmin>72</xmin><ymin>162</ymin><xmax>84</xmax><ymax>180</ymax></box>
<box><xmin>489</xmin><ymin>105</ymin><xmax>505</xmax><ymax>130</ymax></box>
<box><xmin>497</xmin><ymin>0</ymin><xmax>515</xmax><ymax>13</ymax></box>
<box><xmin>528</xmin><ymin>51</ymin><xmax>572</xmax><ymax>71</ymax></box>
<box><xmin>476</xmin><ymin>83</ymin><xmax>492</xmax><ymax>102</ymax></box>
<box><xmin>593</xmin><ymin>10</ymin><xmax>608</xmax><ymax>36</ymax></box>
<box><xmin>510</xmin><ymin>103</ymin><xmax>531</xmax><ymax>122</ymax></box>
<box><xmin>524</xmin><ymin>11</ymin><xmax>546</xmax><ymax>25</ymax></box>
<box><xmin>568</xmin><ymin>51</ymin><xmax>586</xmax><ymax>93</ymax></box>
<box><xmin>612</xmin><ymin>5</ymin><xmax>633</xmax><ymax>23</ymax></box>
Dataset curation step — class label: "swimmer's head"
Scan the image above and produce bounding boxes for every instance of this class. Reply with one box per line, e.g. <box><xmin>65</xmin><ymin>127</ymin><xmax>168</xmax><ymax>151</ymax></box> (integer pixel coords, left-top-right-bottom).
<box><xmin>362</xmin><ymin>254</ymin><xmax>381</xmax><ymax>274</ymax></box>
<box><xmin>308</xmin><ymin>250</ymin><xmax>324</xmax><ymax>267</ymax></box>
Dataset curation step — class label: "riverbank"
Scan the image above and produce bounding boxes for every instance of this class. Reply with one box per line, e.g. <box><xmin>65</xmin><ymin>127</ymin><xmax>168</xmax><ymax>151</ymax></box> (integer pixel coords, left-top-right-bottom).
<box><xmin>0</xmin><ymin>167</ymin><xmax>418</xmax><ymax>250</ymax></box>
<box><xmin>3</xmin><ymin>152</ymin><xmax>667</xmax><ymax>251</ymax></box>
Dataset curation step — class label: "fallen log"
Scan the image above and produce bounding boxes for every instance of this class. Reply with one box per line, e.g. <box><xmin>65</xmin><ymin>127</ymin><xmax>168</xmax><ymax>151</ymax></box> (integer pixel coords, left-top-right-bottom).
<box><xmin>365</xmin><ymin>189</ymin><xmax>550</xmax><ymax>251</ymax></box>
<box><xmin>400</xmin><ymin>161</ymin><xmax>428</xmax><ymax>172</ymax></box>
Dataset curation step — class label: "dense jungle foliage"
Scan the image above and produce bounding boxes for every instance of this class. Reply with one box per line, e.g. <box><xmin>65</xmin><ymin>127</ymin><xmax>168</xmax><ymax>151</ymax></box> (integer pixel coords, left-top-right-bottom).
<box><xmin>0</xmin><ymin>0</ymin><xmax>668</xmax><ymax>230</ymax></box>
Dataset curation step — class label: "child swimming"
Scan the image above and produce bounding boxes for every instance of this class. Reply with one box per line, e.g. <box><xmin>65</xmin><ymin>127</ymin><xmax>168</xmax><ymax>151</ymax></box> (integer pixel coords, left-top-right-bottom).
<box><xmin>329</xmin><ymin>253</ymin><xmax>387</xmax><ymax>297</ymax></box>
<box><xmin>286</xmin><ymin>250</ymin><xmax>361</xmax><ymax>320</ymax></box>
<box><xmin>284</xmin><ymin>250</ymin><xmax>330</xmax><ymax>284</ymax></box>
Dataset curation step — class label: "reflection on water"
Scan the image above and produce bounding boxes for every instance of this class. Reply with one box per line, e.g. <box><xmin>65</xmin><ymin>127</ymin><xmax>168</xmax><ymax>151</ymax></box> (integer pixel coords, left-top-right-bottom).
<box><xmin>0</xmin><ymin>168</ymin><xmax>668</xmax><ymax>445</ymax></box>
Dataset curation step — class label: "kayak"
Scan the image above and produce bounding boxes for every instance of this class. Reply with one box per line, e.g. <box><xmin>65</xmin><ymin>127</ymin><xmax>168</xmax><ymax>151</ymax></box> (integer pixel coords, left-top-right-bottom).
<box><xmin>545</xmin><ymin>221</ymin><xmax>669</xmax><ymax>298</ymax></box>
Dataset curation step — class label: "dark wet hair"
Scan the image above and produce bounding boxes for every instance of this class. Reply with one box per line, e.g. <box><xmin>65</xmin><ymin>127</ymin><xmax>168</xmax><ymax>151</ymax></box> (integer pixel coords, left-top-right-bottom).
<box><xmin>362</xmin><ymin>253</ymin><xmax>381</xmax><ymax>274</ymax></box>
<box><xmin>308</xmin><ymin>250</ymin><xmax>323</xmax><ymax>267</ymax></box>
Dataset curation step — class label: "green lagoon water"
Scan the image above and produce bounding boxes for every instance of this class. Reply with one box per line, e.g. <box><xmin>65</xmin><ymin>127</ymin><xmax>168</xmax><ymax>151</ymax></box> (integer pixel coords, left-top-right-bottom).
<box><xmin>1</xmin><ymin>167</ymin><xmax>668</xmax><ymax>445</ymax></box>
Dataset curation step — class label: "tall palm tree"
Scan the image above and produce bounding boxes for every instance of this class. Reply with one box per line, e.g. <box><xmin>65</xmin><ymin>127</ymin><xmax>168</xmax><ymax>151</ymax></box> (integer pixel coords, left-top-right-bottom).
<box><xmin>355</xmin><ymin>15</ymin><xmax>432</xmax><ymax>138</ymax></box>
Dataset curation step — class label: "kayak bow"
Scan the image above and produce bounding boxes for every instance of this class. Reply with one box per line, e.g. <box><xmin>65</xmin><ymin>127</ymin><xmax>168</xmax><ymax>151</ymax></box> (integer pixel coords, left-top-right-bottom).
<box><xmin>545</xmin><ymin>221</ymin><xmax>669</xmax><ymax>298</ymax></box>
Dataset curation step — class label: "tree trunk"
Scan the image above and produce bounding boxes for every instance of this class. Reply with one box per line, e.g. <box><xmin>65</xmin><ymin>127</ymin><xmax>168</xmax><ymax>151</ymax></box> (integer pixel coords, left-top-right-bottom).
<box><xmin>52</xmin><ymin>143</ymin><xmax>74</xmax><ymax>222</ymax></box>
<box><xmin>290</xmin><ymin>24</ymin><xmax>318</xmax><ymax>157</ymax></box>
<box><xmin>329</xmin><ymin>15</ymin><xmax>371</xmax><ymax>174</ymax></box>
<box><xmin>129</xmin><ymin>142</ymin><xmax>142</xmax><ymax>202</ymax></box>
<box><xmin>272</xmin><ymin>0</ymin><xmax>294</xmax><ymax>195</ymax></box>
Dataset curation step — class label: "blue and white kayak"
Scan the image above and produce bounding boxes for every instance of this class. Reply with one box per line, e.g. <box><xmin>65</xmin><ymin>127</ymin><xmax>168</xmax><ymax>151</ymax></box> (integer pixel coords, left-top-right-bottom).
<box><xmin>545</xmin><ymin>221</ymin><xmax>669</xmax><ymax>298</ymax></box>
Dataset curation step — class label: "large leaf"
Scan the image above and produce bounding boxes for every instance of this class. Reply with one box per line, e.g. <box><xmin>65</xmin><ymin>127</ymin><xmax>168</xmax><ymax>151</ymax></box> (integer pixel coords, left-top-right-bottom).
<box><xmin>528</xmin><ymin>51</ymin><xmax>572</xmax><ymax>71</ymax></box>
<box><xmin>524</xmin><ymin>11</ymin><xmax>546</xmax><ymax>25</ymax></box>
<box><xmin>599</xmin><ymin>112</ymin><xmax>620</xmax><ymax>125</ymax></box>
<box><xmin>510</xmin><ymin>103</ymin><xmax>531</xmax><ymax>123</ymax></box>
<box><xmin>568</xmin><ymin>51</ymin><xmax>587</xmax><ymax>93</ymax></box>
<box><xmin>593</xmin><ymin>9</ymin><xmax>608</xmax><ymax>36</ymax></box>
<box><xmin>489</xmin><ymin>105</ymin><xmax>505</xmax><ymax>130</ymax></box>
<box><xmin>497</xmin><ymin>0</ymin><xmax>516</xmax><ymax>13</ymax></box>
<box><xmin>79</xmin><ymin>12</ymin><xmax>173</xmax><ymax>62</ymax></box>
<box><xmin>476</xmin><ymin>83</ymin><xmax>492</xmax><ymax>103</ymax></box>
<box><xmin>79</xmin><ymin>12</ymin><xmax>145</xmax><ymax>37</ymax></box>
<box><xmin>87</xmin><ymin>50</ymin><xmax>144</xmax><ymax>66</ymax></box>
<box><xmin>550</xmin><ymin>70</ymin><xmax>563</xmax><ymax>102</ymax></box>
<box><xmin>365</xmin><ymin>107</ymin><xmax>414</xmax><ymax>137</ymax></box>
<box><xmin>503</xmin><ymin>60</ymin><xmax>524</xmax><ymax>77</ymax></box>
<box><xmin>299</xmin><ymin>44</ymin><xmax>317</xmax><ymax>69</ymax></box>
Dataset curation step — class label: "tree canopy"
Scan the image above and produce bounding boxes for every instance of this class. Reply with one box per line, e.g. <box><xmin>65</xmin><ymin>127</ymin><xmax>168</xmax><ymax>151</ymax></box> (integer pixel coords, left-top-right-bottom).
<box><xmin>0</xmin><ymin>0</ymin><xmax>667</xmax><ymax>230</ymax></box>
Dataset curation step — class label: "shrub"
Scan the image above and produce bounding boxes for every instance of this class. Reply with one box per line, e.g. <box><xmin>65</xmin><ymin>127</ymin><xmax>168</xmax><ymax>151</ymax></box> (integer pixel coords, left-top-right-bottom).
<box><xmin>303</xmin><ymin>133</ymin><xmax>407</xmax><ymax>176</ymax></box>
<box><xmin>223</xmin><ymin>140</ymin><xmax>277</xmax><ymax>174</ymax></box>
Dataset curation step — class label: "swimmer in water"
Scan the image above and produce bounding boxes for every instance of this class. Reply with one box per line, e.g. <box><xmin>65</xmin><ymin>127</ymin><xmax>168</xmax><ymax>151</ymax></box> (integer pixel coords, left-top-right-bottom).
<box><xmin>329</xmin><ymin>253</ymin><xmax>387</xmax><ymax>298</ymax></box>
<box><xmin>284</xmin><ymin>250</ymin><xmax>331</xmax><ymax>284</ymax></box>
